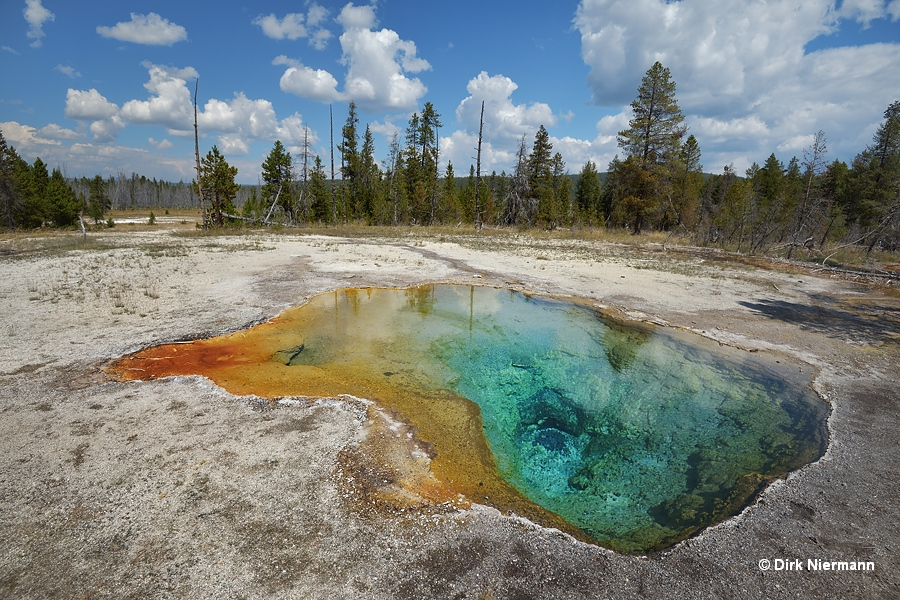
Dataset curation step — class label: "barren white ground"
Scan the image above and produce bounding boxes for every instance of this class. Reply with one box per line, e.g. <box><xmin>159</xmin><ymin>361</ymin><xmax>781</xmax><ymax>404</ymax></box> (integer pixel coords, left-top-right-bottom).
<box><xmin>1</xmin><ymin>229</ymin><xmax>897</xmax><ymax>599</ymax></box>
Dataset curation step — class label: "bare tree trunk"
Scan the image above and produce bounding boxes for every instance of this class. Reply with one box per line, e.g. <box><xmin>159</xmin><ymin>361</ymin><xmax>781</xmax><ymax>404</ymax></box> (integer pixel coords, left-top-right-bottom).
<box><xmin>340</xmin><ymin>147</ymin><xmax>347</xmax><ymax>226</ymax></box>
<box><xmin>193</xmin><ymin>79</ymin><xmax>207</xmax><ymax>230</ymax></box>
<box><xmin>330</xmin><ymin>104</ymin><xmax>337</xmax><ymax>227</ymax></box>
<box><xmin>264</xmin><ymin>185</ymin><xmax>283</xmax><ymax>224</ymax></box>
<box><xmin>475</xmin><ymin>101</ymin><xmax>484</xmax><ymax>230</ymax></box>
<box><xmin>790</xmin><ymin>130</ymin><xmax>827</xmax><ymax>258</ymax></box>
<box><xmin>388</xmin><ymin>133</ymin><xmax>399</xmax><ymax>227</ymax></box>
<box><xmin>430</xmin><ymin>128</ymin><xmax>439</xmax><ymax>225</ymax></box>
<box><xmin>301</xmin><ymin>126</ymin><xmax>310</xmax><ymax>226</ymax></box>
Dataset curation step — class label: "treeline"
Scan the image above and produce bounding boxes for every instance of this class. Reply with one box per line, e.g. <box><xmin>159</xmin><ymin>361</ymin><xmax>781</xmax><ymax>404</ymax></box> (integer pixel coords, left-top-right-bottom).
<box><xmin>599</xmin><ymin>62</ymin><xmax>900</xmax><ymax>254</ymax></box>
<box><xmin>234</xmin><ymin>103</ymin><xmax>573</xmax><ymax>231</ymax></box>
<box><xmin>2</xmin><ymin>61</ymin><xmax>899</xmax><ymax>255</ymax></box>
<box><xmin>0</xmin><ymin>145</ymin><xmax>262</xmax><ymax>228</ymax></box>
<box><xmin>81</xmin><ymin>174</ymin><xmax>257</xmax><ymax>211</ymax></box>
<box><xmin>691</xmin><ymin>121</ymin><xmax>900</xmax><ymax>255</ymax></box>
<box><xmin>0</xmin><ymin>148</ymin><xmax>114</xmax><ymax>229</ymax></box>
<box><xmin>228</xmin><ymin>65</ymin><xmax>900</xmax><ymax>255</ymax></box>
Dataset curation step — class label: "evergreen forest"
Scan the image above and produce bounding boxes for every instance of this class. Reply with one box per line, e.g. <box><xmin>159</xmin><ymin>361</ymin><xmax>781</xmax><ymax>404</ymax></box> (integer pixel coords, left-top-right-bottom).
<box><xmin>2</xmin><ymin>62</ymin><xmax>898</xmax><ymax>258</ymax></box>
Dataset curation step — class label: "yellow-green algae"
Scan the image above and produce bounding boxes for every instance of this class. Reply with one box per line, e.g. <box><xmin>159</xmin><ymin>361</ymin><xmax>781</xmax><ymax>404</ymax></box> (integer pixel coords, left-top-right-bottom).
<box><xmin>111</xmin><ymin>284</ymin><xmax>827</xmax><ymax>553</ymax></box>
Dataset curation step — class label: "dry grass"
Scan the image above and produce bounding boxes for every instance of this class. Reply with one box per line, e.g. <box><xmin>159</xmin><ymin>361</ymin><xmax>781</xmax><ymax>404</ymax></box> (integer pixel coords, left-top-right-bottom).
<box><xmin>3</xmin><ymin>221</ymin><xmax>898</xmax><ymax>284</ymax></box>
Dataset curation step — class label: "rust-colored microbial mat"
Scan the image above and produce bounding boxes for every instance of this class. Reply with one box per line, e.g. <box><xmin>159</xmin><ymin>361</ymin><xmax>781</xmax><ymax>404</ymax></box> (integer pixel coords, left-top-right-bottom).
<box><xmin>110</xmin><ymin>286</ymin><xmax>578</xmax><ymax>539</ymax></box>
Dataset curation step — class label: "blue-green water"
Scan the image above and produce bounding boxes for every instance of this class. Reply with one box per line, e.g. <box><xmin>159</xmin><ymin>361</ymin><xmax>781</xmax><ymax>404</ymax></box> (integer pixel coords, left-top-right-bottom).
<box><xmin>283</xmin><ymin>284</ymin><xmax>828</xmax><ymax>551</ymax></box>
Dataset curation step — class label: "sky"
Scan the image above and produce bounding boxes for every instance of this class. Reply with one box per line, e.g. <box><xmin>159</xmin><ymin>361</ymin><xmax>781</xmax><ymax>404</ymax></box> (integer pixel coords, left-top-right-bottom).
<box><xmin>1</xmin><ymin>0</ymin><xmax>899</xmax><ymax>184</ymax></box>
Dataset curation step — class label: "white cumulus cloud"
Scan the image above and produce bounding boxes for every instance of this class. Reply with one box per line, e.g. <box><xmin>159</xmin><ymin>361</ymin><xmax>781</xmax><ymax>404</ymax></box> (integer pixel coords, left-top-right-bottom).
<box><xmin>254</xmin><ymin>13</ymin><xmax>308</xmax><ymax>40</ymax></box>
<box><xmin>441</xmin><ymin>72</ymin><xmax>560</xmax><ymax>173</ymax></box>
<box><xmin>2</xmin><ymin>120</ymin><xmax>60</xmax><ymax>147</ymax></box>
<box><xmin>574</xmin><ymin>0</ymin><xmax>900</xmax><ymax>172</ymax></box>
<box><xmin>87</xmin><ymin>116</ymin><xmax>125</xmax><ymax>143</ymax></box>
<box><xmin>64</xmin><ymin>88</ymin><xmax>124</xmax><ymax>143</ymax></box>
<box><xmin>97</xmin><ymin>13</ymin><xmax>187</xmax><ymax>46</ymax></box>
<box><xmin>440</xmin><ymin>130</ymin><xmax>505</xmax><ymax>175</ymax></box>
<box><xmin>65</xmin><ymin>88</ymin><xmax>119</xmax><ymax>121</ymax></box>
<box><xmin>340</xmin><ymin>26</ymin><xmax>430</xmax><ymax>111</ymax></box>
<box><xmin>199</xmin><ymin>89</ymin><xmax>315</xmax><ymax>154</ymax></box>
<box><xmin>120</xmin><ymin>64</ymin><xmax>197</xmax><ymax>132</ymax></box>
<box><xmin>276</xmin><ymin>3</ymin><xmax>430</xmax><ymax>112</ymax></box>
<box><xmin>63</xmin><ymin>62</ymin><xmax>317</xmax><ymax>152</ymax></box>
<box><xmin>199</xmin><ymin>93</ymin><xmax>283</xmax><ymax>152</ymax></box>
<box><xmin>306</xmin><ymin>4</ymin><xmax>330</xmax><ymax>27</ymax></box>
<box><xmin>456</xmin><ymin>72</ymin><xmax>556</xmax><ymax>144</ymax></box>
<box><xmin>38</xmin><ymin>123</ymin><xmax>82</xmax><ymax>141</ymax></box>
<box><xmin>275</xmin><ymin>56</ymin><xmax>342</xmax><ymax>103</ymax></box>
<box><xmin>23</xmin><ymin>0</ymin><xmax>54</xmax><ymax>48</ymax></box>
<box><xmin>335</xmin><ymin>3</ymin><xmax>377</xmax><ymax>29</ymax></box>
<box><xmin>217</xmin><ymin>135</ymin><xmax>250</xmax><ymax>156</ymax></box>
<box><xmin>254</xmin><ymin>5</ymin><xmax>332</xmax><ymax>49</ymax></box>
<box><xmin>277</xmin><ymin>114</ymin><xmax>320</xmax><ymax>150</ymax></box>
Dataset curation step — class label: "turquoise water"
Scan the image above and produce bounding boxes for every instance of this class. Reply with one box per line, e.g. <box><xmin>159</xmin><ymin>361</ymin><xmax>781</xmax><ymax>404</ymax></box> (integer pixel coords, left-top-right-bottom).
<box><xmin>285</xmin><ymin>284</ymin><xmax>829</xmax><ymax>551</ymax></box>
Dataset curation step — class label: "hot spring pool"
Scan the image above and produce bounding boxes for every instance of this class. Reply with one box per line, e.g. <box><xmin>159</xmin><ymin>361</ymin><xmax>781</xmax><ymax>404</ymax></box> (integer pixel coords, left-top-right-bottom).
<box><xmin>112</xmin><ymin>284</ymin><xmax>828</xmax><ymax>552</ymax></box>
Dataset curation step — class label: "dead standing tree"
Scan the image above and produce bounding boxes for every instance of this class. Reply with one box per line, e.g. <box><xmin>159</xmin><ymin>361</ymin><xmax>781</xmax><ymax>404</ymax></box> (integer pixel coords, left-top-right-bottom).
<box><xmin>193</xmin><ymin>79</ymin><xmax>207</xmax><ymax>230</ymax></box>
<box><xmin>504</xmin><ymin>135</ymin><xmax>533</xmax><ymax>226</ymax></box>
<box><xmin>330</xmin><ymin>104</ymin><xmax>337</xmax><ymax>227</ymax></box>
<box><xmin>474</xmin><ymin>100</ymin><xmax>484</xmax><ymax>230</ymax></box>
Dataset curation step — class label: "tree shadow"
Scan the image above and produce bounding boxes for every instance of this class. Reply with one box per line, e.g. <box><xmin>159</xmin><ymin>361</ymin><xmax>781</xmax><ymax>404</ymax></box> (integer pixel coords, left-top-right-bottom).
<box><xmin>737</xmin><ymin>296</ymin><xmax>900</xmax><ymax>347</ymax></box>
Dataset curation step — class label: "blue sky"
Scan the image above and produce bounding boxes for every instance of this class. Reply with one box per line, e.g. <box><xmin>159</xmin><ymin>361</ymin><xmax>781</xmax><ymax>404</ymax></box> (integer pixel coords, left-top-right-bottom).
<box><xmin>1</xmin><ymin>0</ymin><xmax>898</xmax><ymax>184</ymax></box>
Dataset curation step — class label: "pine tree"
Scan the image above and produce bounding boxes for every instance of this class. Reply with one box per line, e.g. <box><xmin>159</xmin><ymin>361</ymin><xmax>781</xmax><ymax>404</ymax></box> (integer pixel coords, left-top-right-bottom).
<box><xmin>669</xmin><ymin>134</ymin><xmax>703</xmax><ymax>229</ymax></box>
<box><xmin>0</xmin><ymin>129</ymin><xmax>24</xmax><ymax>228</ymax></box>
<box><xmin>21</xmin><ymin>157</ymin><xmax>50</xmax><ymax>228</ymax></box>
<box><xmin>308</xmin><ymin>155</ymin><xmax>331</xmax><ymax>224</ymax></box>
<box><xmin>359</xmin><ymin>125</ymin><xmax>379</xmax><ymax>223</ymax></box>
<box><xmin>460</xmin><ymin>165</ymin><xmax>476</xmax><ymax>223</ymax></box>
<box><xmin>441</xmin><ymin>162</ymin><xmax>457</xmax><ymax>223</ymax></box>
<box><xmin>197</xmin><ymin>146</ymin><xmax>239</xmax><ymax>227</ymax></box>
<box><xmin>781</xmin><ymin>156</ymin><xmax>804</xmax><ymax>243</ymax></box>
<box><xmin>600</xmin><ymin>155</ymin><xmax>623</xmax><ymax>224</ymax></box>
<box><xmin>819</xmin><ymin>159</ymin><xmax>850</xmax><ymax>245</ymax></box>
<box><xmin>872</xmin><ymin>101</ymin><xmax>900</xmax><ymax>172</ymax></box>
<box><xmin>47</xmin><ymin>168</ymin><xmax>81</xmax><ymax>227</ymax></box>
<box><xmin>575</xmin><ymin>160</ymin><xmax>602</xmax><ymax>226</ymax></box>
<box><xmin>486</xmin><ymin>170</ymin><xmax>506</xmax><ymax>227</ymax></box>
<box><xmin>746</xmin><ymin>154</ymin><xmax>786</xmax><ymax>252</ymax></box>
<box><xmin>718</xmin><ymin>176</ymin><xmax>753</xmax><ymax>251</ymax></box>
<box><xmin>528</xmin><ymin>126</ymin><xmax>558</xmax><ymax>228</ymax></box>
<box><xmin>552</xmin><ymin>152</ymin><xmax>571</xmax><ymax>228</ymax></box>
<box><xmin>615</xmin><ymin>62</ymin><xmax>688</xmax><ymax>233</ymax></box>
<box><xmin>261</xmin><ymin>140</ymin><xmax>294</xmax><ymax>223</ymax></box>
<box><xmin>528</xmin><ymin>125</ymin><xmax>553</xmax><ymax>186</ymax></box>
<box><xmin>385</xmin><ymin>133</ymin><xmax>401</xmax><ymax>226</ymax></box>
<box><xmin>696</xmin><ymin>164</ymin><xmax>739</xmax><ymax>245</ymax></box>
<box><xmin>241</xmin><ymin>189</ymin><xmax>260</xmax><ymax>220</ymax></box>
<box><xmin>851</xmin><ymin>100</ymin><xmax>900</xmax><ymax>250</ymax></box>
<box><xmin>418</xmin><ymin>102</ymin><xmax>442</xmax><ymax>224</ymax></box>
<box><xmin>618</xmin><ymin>61</ymin><xmax>687</xmax><ymax>168</ymax></box>
<box><xmin>402</xmin><ymin>112</ymin><xmax>424</xmax><ymax>223</ymax></box>
<box><xmin>87</xmin><ymin>174</ymin><xmax>110</xmax><ymax>224</ymax></box>
<box><xmin>338</xmin><ymin>101</ymin><xmax>360</xmax><ymax>222</ymax></box>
